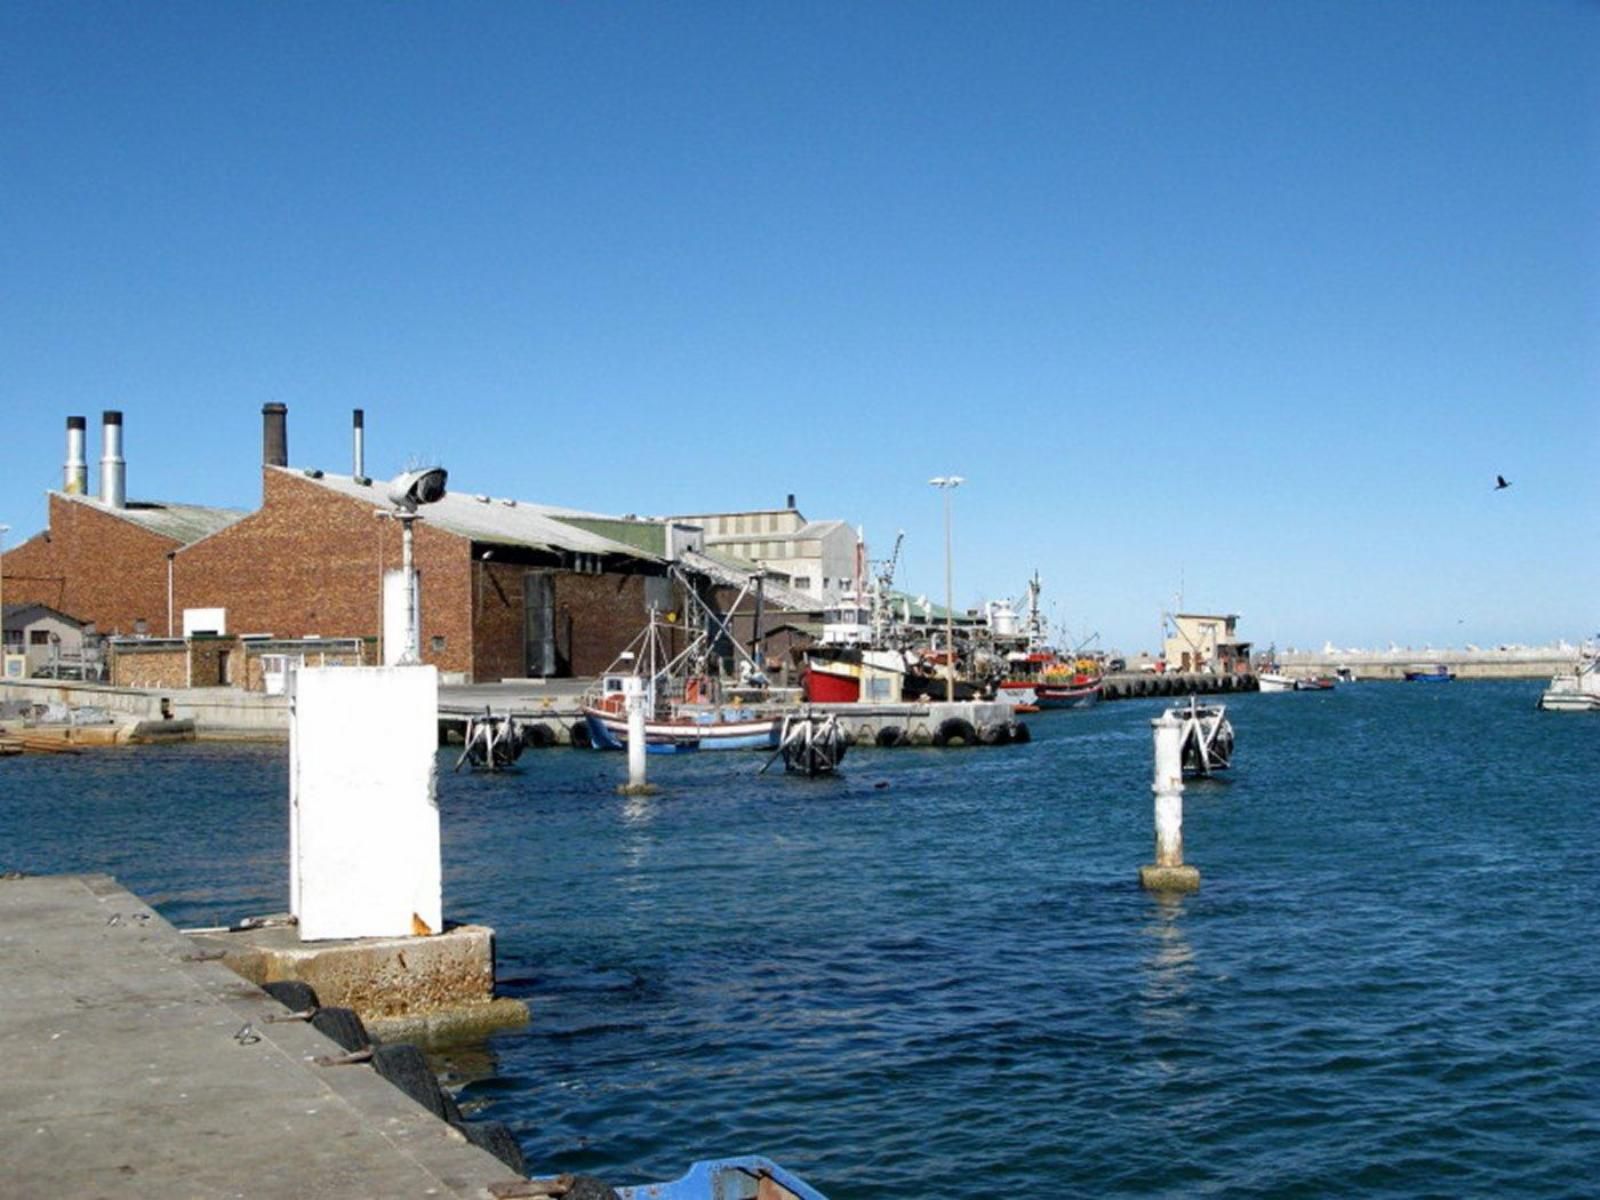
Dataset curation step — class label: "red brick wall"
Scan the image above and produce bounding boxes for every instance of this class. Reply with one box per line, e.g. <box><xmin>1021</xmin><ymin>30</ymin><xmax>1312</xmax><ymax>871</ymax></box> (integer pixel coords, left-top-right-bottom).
<box><xmin>0</xmin><ymin>496</ymin><xmax>180</xmax><ymax>634</ymax></box>
<box><xmin>174</xmin><ymin>470</ymin><xmax>476</xmax><ymax>678</ymax></box>
<box><xmin>471</xmin><ymin>561</ymin><xmax>526</xmax><ymax>682</ymax></box>
<box><xmin>551</xmin><ymin>572</ymin><xmax>656</xmax><ymax>676</ymax></box>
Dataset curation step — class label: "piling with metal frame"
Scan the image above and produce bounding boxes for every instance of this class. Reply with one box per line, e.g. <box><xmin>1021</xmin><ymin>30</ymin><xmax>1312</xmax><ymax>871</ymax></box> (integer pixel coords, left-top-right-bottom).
<box><xmin>1139</xmin><ymin>710</ymin><xmax>1200</xmax><ymax>891</ymax></box>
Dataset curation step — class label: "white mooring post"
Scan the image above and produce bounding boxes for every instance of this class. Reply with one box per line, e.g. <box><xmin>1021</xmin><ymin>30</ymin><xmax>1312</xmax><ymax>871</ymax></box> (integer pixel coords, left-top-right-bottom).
<box><xmin>618</xmin><ymin>675</ymin><xmax>656</xmax><ymax>795</ymax></box>
<box><xmin>1140</xmin><ymin>710</ymin><xmax>1200</xmax><ymax>892</ymax></box>
<box><xmin>290</xmin><ymin>665</ymin><xmax>443</xmax><ymax>938</ymax></box>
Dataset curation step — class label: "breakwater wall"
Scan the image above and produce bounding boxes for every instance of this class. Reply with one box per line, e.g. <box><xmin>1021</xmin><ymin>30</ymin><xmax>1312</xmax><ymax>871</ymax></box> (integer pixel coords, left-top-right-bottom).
<box><xmin>1280</xmin><ymin>650</ymin><xmax>1570</xmax><ymax>680</ymax></box>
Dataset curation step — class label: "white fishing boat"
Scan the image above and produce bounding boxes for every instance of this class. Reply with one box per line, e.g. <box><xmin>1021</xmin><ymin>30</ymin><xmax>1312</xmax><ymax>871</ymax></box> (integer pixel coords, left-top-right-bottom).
<box><xmin>1257</xmin><ymin>671</ymin><xmax>1295</xmax><ymax>693</ymax></box>
<box><xmin>581</xmin><ymin>570</ymin><xmax>783</xmax><ymax>753</ymax></box>
<box><xmin>1537</xmin><ymin>647</ymin><xmax>1600</xmax><ymax>712</ymax></box>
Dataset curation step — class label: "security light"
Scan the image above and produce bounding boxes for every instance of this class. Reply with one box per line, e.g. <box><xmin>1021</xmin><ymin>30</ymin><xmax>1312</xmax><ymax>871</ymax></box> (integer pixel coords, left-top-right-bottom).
<box><xmin>387</xmin><ymin>467</ymin><xmax>448</xmax><ymax>512</ymax></box>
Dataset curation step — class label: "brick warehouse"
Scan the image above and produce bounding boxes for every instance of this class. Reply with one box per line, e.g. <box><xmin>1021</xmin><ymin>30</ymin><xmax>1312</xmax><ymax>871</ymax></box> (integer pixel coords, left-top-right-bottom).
<box><xmin>1</xmin><ymin>407</ymin><xmax>784</xmax><ymax>684</ymax></box>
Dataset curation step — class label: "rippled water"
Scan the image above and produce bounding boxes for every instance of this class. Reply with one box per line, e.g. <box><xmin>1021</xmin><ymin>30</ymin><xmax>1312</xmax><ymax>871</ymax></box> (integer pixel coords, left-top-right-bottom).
<box><xmin>6</xmin><ymin>681</ymin><xmax>1598</xmax><ymax>1195</ymax></box>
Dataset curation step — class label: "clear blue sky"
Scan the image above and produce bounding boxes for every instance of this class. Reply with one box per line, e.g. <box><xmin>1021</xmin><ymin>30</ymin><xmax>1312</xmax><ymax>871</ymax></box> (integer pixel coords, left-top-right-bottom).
<box><xmin>3</xmin><ymin>2</ymin><xmax>1595</xmax><ymax>653</ymax></box>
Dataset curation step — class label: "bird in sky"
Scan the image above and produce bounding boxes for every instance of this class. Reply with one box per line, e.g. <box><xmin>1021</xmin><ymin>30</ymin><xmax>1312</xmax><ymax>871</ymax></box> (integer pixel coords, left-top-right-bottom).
<box><xmin>1494</xmin><ymin>474</ymin><xmax>1511</xmax><ymax>490</ymax></box>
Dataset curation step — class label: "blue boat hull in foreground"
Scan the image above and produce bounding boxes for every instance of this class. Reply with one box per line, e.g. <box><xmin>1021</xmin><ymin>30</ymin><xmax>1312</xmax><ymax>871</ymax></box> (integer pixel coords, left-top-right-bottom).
<box><xmin>615</xmin><ymin>1156</ymin><xmax>829</xmax><ymax>1199</ymax></box>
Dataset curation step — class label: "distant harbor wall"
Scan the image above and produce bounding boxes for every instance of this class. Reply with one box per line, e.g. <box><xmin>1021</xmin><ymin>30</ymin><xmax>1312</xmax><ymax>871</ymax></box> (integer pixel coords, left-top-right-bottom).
<box><xmin>1279</xmin><ymin>648</ymin><xmax>1573</xmax><ymax>680</ymax></box>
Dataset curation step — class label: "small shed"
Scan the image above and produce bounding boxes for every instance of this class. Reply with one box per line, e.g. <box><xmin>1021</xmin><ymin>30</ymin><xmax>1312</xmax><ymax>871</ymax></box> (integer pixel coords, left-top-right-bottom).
<box><xmin>2</xmin><ymin>603</ymin><xmax>91</xmax><ymax>680</ymax></box>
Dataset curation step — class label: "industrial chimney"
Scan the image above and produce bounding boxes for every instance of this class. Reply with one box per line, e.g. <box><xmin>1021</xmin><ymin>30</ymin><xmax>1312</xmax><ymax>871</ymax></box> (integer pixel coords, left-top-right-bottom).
<box><xmin>352</xmin><ymin>408</ymin><xmax>365</xmax><ymax>480</ymax></box>
<box><xmin>786</xmin><ymin>493</ymin><xmax>796</xmax><ymax>510</ymax></box>
<box><xmin>262</xmin><ymin>402</ymin><xmax>288</xmax><ymax>467</ymax></box>
<box><xmin>63</xmin><ymin>416</ymin><xmax>87</xmax><ymax>494</ymax></box>
<box><xmin>100</xmin><ymin>410</ymin><xmax>126</xmax><ymax>509</ymax></box>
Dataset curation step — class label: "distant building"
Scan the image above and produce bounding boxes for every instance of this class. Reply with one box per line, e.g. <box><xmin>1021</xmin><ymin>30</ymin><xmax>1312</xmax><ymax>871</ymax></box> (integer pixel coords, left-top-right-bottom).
<box><xmin>0</xmin><ymin>408</ymin><xmax>714</xmax><ymax>684</ymax></box>
<box><xmin>662</xmin><ymin>499</ymin><xmax>860</xmax><ymax>602</ymax></box>
<box><xmin>1162</xmin><ymin>612</ymin><xmax>1252</xmax><ymax>674</ymax></box>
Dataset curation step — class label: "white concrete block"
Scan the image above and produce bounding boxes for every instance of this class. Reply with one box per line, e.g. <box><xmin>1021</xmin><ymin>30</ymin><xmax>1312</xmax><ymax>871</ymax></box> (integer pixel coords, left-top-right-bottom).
<box><xmin>290</xmin><ymin>665</ymin><xmax>441</xmax><ymax>940</ymax></box>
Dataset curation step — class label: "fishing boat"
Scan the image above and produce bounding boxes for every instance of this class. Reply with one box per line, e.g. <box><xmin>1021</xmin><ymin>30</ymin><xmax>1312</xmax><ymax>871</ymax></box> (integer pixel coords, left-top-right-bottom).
<box><xmin>995</xmin><ymin>575</ymin><xmax>1101</xmax><ymax>709</ymax></box>
<box><xmin>1169</xmin><ymin>696</ymin><xmax>1233</xmax><ymax>776</ymax></box>
<box><xmin>1257</xmin><ymin>671</ymin><xmax>1295</xmax><ymax>692</ymax></box>
<box><xmin>1537</xmin><ymin>648</ymin><xmax>1600</xmax><ymax>712</ymax></box>
<box><xmin>581</xmin><ymin>576</ymin><xmax>782</xmax><ymax>753</ymax></box>
<box><xmin>1404</xmin><ymin>663</ymin><xmax>1454</xmax><ymax>682</ymax></box>
<box><xmin>1294</xmin><ymin>676</ymin><xmax>1336</xmax><ymax>691</ymax></box>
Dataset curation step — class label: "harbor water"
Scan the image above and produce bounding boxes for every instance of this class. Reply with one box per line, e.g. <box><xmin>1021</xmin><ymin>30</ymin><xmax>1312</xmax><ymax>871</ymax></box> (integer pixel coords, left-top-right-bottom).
<box><xmin>5</xmin><ymin>680</ymin><xmax>1597</xmax><ymax>1195</ymax></box>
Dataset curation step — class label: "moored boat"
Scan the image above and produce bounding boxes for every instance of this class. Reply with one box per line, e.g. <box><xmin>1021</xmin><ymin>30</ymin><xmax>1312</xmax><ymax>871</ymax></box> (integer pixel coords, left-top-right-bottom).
<box><xmin>1294</xmin><ymin>676</ymin><xmax>1336</xmax><ymax>691</ymax></box>
<box><xmin>614</xmin><ymin>1156</ymin><xmax>830</xmax><ymax>1200</ymax></box>
<box><xmin>1257</xmin><ymin>671</ymin><xmax>1295</xmax><ymax>693</ymax></box>
<box><xmin>1404</xmin><ymin>663</ymin><xmax>1454</xmax><ymax>682</ymax></box>
<box><xmin>1537</xmin><ymin>648</ymin><xmax>1600</xmax><ymax>712</ymax></box>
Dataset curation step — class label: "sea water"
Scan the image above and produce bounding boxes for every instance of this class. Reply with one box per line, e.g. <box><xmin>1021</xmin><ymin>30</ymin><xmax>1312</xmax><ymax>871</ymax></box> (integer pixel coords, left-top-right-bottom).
<box><xmin>5</xmin><ymin>680</ymin><xmax>1597</xmax><ymax>1196</ymax></box>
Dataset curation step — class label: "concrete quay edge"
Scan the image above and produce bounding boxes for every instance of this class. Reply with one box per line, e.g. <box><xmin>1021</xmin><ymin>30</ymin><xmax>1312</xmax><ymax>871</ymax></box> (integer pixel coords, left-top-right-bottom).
<box><xmin>0</xmin><ymin>872</ymin><xmax>524</xmax><ymax>1199</ymax></box>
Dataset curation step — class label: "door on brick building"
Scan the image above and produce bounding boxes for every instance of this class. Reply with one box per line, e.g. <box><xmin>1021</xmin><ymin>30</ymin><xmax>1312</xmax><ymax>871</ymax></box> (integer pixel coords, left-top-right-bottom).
<box><xmin>524</xmin><ymin>572</ymin><xmax>556</xmax><ymax>677</ymax></box>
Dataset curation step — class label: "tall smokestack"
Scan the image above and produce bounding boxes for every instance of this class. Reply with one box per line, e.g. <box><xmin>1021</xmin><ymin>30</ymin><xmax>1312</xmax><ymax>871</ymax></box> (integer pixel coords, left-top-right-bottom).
<box><xmin>352</xmin><ymin>408</ymin><xmax>365</xmax><ymax>479</ymax></box>
<box><xmin>64</xmin><ymin>416</ymin><xmax>87</xmax><ymax>494</ymax></box>
<box><xmin>100</xmin><ymin>410</ymin><xmax>125</xmax><ymax>508</ymax></box>
<box><xmin>786</xmin><ymin>493</ymin><xmax>796</xmax><ymax>510</ymax></box>
<box><xmin>262</xmin><ymin>402</ymin><xmax>288</xmax><ymax>467</ymax></box>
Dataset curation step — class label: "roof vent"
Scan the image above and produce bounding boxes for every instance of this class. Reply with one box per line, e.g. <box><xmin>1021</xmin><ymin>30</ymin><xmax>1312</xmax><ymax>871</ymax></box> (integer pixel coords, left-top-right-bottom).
<box><xmin>303</xmin><ymin>467</ymin><xmax>324</xmax><ymax>479</ymax></box>
<box><xmin>500</xmin><ymin>498</ymin><xmax>517</xmax><ymax>507</ymax></box>
<box><xmin>354</xmin><ymin>475</ymin><xmax>372</xmax><ymax>487</ymax></box>
<box><xmin>475</xmin><ymin>494</ymin><xmax>490</xmax><ymax>504</ymax></box>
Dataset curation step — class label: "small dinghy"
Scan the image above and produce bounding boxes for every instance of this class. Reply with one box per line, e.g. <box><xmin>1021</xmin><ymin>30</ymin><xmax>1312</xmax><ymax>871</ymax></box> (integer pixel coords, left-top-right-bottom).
<box><xmin>1169</xmin><ymin>696</ymin><xmax>1233</xmax><ymax>777</ymax></box>
<box><xmin>763</xmin><ymin>712</ymin><xmax>849</xmax><ymax>776</ymax></box>
<box><xmin>455</xmin><ymin>710</ymin><xmax>526</xmax><ymax>772</ymax></box>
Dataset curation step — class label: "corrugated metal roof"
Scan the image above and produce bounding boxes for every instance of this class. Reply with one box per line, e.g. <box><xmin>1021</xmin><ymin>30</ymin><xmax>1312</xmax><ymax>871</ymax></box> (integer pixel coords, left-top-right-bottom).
<box><xmin>52</xmin><ymin>492</ymin><xmax>248</xmax><ymax>545</ymax></box>
<box><xmin>680</xmin><ymin>549</ymin><xmax>820</xmax><ymax>612</ymax></box>
<box><xmin>275</xmin><ymin>468</ymin><xmax>663</xmax><ymax>560</ymax></box>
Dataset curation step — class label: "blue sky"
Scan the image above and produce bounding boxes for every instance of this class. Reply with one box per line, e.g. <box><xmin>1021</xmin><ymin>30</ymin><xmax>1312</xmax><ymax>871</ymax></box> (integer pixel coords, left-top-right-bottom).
<box><xmin>3</xmin><ymin>2</ymin><xmax>1595</xmax><ymax>653</ymax></box>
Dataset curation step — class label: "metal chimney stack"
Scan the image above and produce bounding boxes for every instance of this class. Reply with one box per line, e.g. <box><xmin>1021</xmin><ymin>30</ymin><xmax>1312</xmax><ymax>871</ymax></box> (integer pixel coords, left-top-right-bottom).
<box><xmin>352</xmin><ymin>408</ymin><xmax>365</xmax><ymax>479</ymax></box>
<box><xmin>100</xmin><ymin>410</ymin><xmax>126</xmax><ymax>508</ymax></box>
<box><xmin>262</xmin><ymin>402</ymin><xmax>288</xmax><ymax>467</ymax></box>
<box><xmin>64</xmin><ymin>416</ymin><xmax>88</xmax><ymax>494</ymax></box>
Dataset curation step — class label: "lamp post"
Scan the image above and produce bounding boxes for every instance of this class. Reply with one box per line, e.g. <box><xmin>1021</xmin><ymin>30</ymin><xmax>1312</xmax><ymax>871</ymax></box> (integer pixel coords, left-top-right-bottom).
<box><xmin>377</xmin><ymin>467</ymin><xmax>448</xmax><ymax>666</ymax></box>
<box><xmin>928</xmin><ymin>476</ymin><xmax>964</xmax><ymax>702</ymax></box>
<box><xmin>0</xmin><ymin>524</ymin><xmax>9</xmax><ymax>675</ymax></box>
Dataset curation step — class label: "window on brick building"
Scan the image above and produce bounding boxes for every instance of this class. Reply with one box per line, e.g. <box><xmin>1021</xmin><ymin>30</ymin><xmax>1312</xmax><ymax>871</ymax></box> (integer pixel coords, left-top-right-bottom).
<box><xmin>431</xmin><ymin>635</ymin><xmax>446</xmax><ymax>652</ymax></box>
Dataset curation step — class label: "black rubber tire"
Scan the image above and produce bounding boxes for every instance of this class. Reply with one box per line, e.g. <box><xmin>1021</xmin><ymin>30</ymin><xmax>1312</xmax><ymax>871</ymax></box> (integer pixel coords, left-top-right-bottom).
<box><xmin>372</xmin><ymin>1043</ymin><xmax>454</xmax><ymax>1121</ymax></box>
<box><xmin>310</xmin><ymin>1005</ymin><xmax>370</xmax><ymax>1053</ymax></box>
<box><xmin>567</xmin><ymin>720</ymin><xmax>592</xmax><ymax>749</ymax></box>
<box><xmin>875</xmin><ymin>725</ymin><xmax>904</xmax><ymax>747</ymax></box>
<box><xmin>1009</xmin><ymin>721</ymin><xmax>1031</xmax><ymax>744</ymax></box>
<box><xmin>522</xmin><ymin>722</ymin><xmax>556</xmax><ymax>749</ymax></box>
<box><xmin>932</xmin><ymin>717</ymin><xmax>977</xmax><ymax>747</ymax></box>
<box><xmin>454</xmin><ymin>1118</ymin><xmax>526</xmax><ymax>1175</ymax></box>
<box><xmin>262</xmin><ymin>979</ymin><xmax>319</xmax><ymax>1013</ymax></box>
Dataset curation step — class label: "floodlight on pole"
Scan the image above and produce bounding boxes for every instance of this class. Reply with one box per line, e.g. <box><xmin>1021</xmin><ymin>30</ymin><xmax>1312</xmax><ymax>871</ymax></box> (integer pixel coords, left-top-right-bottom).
<box><xmin>376</xmin><ymin>468</ymin><xmax>448</xmax><ymax>665</ymax></box>
<box><xmin>0</xmin><ymin>524</ymin><xmax>10</xmax><ymax>676</ymax></box>
<box><xmin>928</xmin><ymin>476</ymin><xmax>964</xmax><ymax>702</ymax></box>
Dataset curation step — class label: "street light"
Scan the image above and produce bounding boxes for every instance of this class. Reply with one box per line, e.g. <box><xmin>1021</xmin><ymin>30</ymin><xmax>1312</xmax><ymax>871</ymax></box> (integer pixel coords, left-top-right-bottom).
<box><xmin>928</xmin><ymin>476</ymin><xmax>964</xmax><ymax>702</ymax></box>
<box><xmin>376</xmin><ymin>468</ymin><xmax>448</xmax><ymax>665</ymax></box>
<box><xmin>0</xmin><ymin>524</ymin><xmax>10</xmax><ymax>677</ymax></box>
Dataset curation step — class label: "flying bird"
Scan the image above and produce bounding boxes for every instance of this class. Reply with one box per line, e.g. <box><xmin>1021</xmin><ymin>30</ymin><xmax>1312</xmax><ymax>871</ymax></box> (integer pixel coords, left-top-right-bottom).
<box><xmin>1494</xmin><ymin>474</ymin><xmax>1511</xmax><ymax>490</ymax></box>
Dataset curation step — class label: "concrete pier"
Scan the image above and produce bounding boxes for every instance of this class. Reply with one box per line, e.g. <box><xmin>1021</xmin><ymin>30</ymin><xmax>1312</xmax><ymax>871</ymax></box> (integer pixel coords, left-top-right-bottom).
<box><xmin>0</xmin><ymin>873</ymin><xmax>521</xmax><ymax>1198</ymax></box>
<box><xmin>187</xmin><ymin>922</ymin><xmax>529</xmax><ymax>1043</ymax></box>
